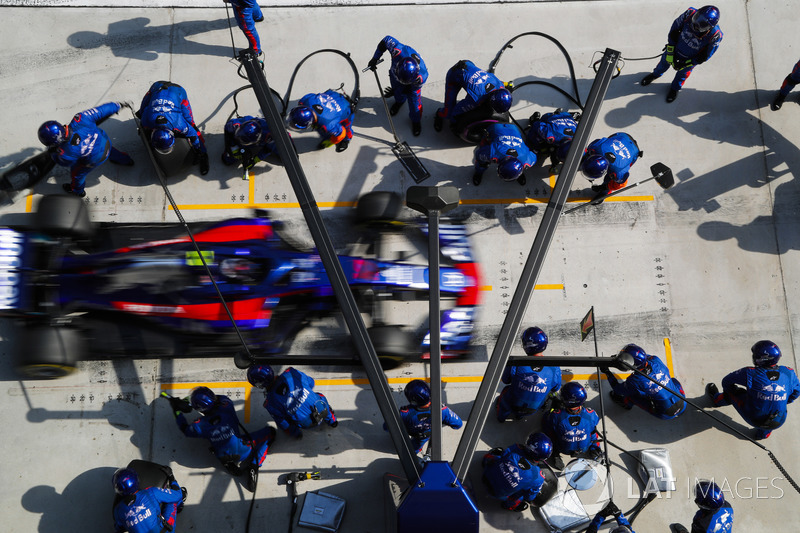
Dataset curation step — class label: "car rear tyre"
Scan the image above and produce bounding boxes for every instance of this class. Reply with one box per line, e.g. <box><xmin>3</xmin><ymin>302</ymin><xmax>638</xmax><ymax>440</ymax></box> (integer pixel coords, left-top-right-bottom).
<box><xmin>368</xmin><ymin>325</ymin><xmax>415</xmax><ymax>369</ymax></box>
<box><xmin>15</xmin><ymin>324</ymin><xmax>83</xmax><ymax>379</ymax></box>
<box><xmin>34</xmin><ymin>194</ymin><xmax>94</xmax><ymax>239</ymax></box>
<box><xmin>355</xmin><ymin>191</ymin><xmax>402</xmax><ymax>224</ymax></box>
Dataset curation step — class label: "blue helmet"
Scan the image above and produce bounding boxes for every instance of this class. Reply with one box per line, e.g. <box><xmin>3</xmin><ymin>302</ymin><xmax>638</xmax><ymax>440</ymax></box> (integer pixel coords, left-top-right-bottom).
<box><xmin>525</xmin><ymin>432</ymin><xmax>553</xmax><ymax>461</ymax></box>
<box><xmin>691</xmin><ymin>6</ymin><xmax>720</xmax><ymax>34</ymax></box>
<box><xmin>288</xmin><ymin>106</ymin><xmax>315</xmax><ymax>131</ymax></box>
<box><xmin>521</xmin><ymin>327</ymin><xmax>548</xmax><ymax>355</ymax></box>
<box><xmin>404</xmin><ymin>379</ymin><xmax>431</xmax><ymax>408</ymax></box>
<box><xmin>394</xmin><ymin>57</ymin><xmax>420</xmax><ymax>85</ymax></box>
<box><xmin>581</xmin><ymin>155</ymin><xmax>609</xmax><ymax>180</ymax></box>
<box><xmin>151</xmin><ymin>128</ymin><xmax>175</xmax><ymax>155</ymax></box>
<box><xmin>497</xmin><ymin>156</ymin><xmax>524</xmax><ymax>182</ymax></box>
<box><xmin>751</xmin><ymin>340</ymin><xmax>781</xmax><ymax>367</ymax></box>
<box><xmin>619</xmin><ymin>344</ymin><xmax>649</xmax><ymax>370</ymax></box>
<box><xmin>695</xmin><ymin>480</ymin><xmax>725</xmax><ymax>510</ymax></box>
<box><xmin>235</xmin><ymin>120</ymin><xmax>264</xmax><ymax>146</ymax></box>
<box><xmin>38</xmin><ymin>121</ymin><xmax>66</xmax><ymax>147</ymax></box>
<box><xmin>247</xmin><ymin>364</ymin><xmax>275</xmax><ymax>389</ymax></box>
<box><xmin>190</xmin><ymin>386</ymin><xmax>217</xmax><ymax>413</ymax></box>
<box><xmin>561</xmin><ymin>382</ymin><xmax>587</xmax><ymax>409</ymax></box>
<box><xmin>488</xmin><ymin>88</ymin><xmax>512</xmax><ymax>114</ymax></box>
<box><xmin>113</xmin><ymin>468</ymin><xmax>139</xmax><ymax>496</ymax></box>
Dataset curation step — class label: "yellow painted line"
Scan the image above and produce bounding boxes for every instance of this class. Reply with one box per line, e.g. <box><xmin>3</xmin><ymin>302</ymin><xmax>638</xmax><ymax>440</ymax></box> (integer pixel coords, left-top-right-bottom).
<box><xmin>480</xmin><ymin>284</ymin><xmax>562</xmax><ymax>291</ymax></box>
<box><xmin>248</xmin><ymin>172</ymin><xmax>255</xmax><ymax>201</ymax></box>
<box><xmin>25</xmin><ymin>194</ymin><xmax>34</xmax><ymax>213</ymax></box>
<box><xmin>664</xmin><ymin>336</ymin><xmax>674</xmax><ymax>375</ymax></box>
<box><xmin>170</xmin><ymin>201</ymin><xmax>358</xmax><ymax>210</ymax></box>
<box><xmin>566</xmin><ymin>195</ymin><xmax>654</xmax><ymax>204</ymax></box>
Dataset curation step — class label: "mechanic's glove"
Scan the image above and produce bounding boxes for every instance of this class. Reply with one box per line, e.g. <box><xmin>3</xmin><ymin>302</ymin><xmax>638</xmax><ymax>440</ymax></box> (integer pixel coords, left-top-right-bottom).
<box><xmin>117</xmin><ymin>101</ymin><xmax>133</xmax><ymax>113</ymax></box>
<box><xmin>601</xmin><ymin>500</ymin><xmax>621</xmax><ymax>518</ymax></box>
<box><xmin>587</xmin><ymin>447</ymin><xmax>604</xmax><ymax>463</ymax></box>
<box><xmin>665</xmin><ymin>45</ymin><xmax>675</xmax><ymax>65</ymax></box>
<box><xmin>383</xmin><ymin>86</ymin><xmax>394</xmax><ymax>98</ymax></box>
<box><xmin>367</xmin><ymin>58</ymin><xmax>379</xmax><ymax>71</ymax></box>
<box><xmin>163</xmin><ymin>393</ymin><xmax>192</xmax><ymax>414</ymax></box>
<box><xmin>504</xmin><ymin>80</ymin><xmax>514</xmax><ymax>90</ymax></box>
<box><xmin>490</xmin><ymin>447</ymin><xmax>504</xmax><ymax>457</ymax></box>
<box><xmin>319</xmin><ymin>138</ymin><xmax>334</xmax><ymax>150</ymax></box>
<box><xmin>335</xmin><ymin>139</ymin><xmax>350</xmax><ymax>153</ymax></box>
<box><xmin>673</xmin><ymin>57</ymin><xmax>693</xmax><ymax>70</ymax></box>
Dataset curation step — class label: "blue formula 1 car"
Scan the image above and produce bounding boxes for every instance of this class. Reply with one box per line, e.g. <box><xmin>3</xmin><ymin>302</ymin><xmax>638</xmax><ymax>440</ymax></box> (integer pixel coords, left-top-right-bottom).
<box><xmin>1</xmin><ymin>192</ymin><xmax>481</xmax><ymax>378</ymax></box>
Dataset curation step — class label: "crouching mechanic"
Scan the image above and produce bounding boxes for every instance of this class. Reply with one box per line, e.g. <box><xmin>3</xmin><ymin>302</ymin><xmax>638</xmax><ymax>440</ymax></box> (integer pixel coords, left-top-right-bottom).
<box><xmin>112</xmin><ymin>467</ymin><xmax>186</xmax><ymax>533</ymax></box>
<box><xmin>542</xmin><ymin>382</ymin><xmax>602</xmax><ymax>470</ymax></box>
<box><xmin>673</xmin><ymin>480</ymin><xmax>733</xmax><ymax>533</ymax></box>
<box><xmin>495</xmin><ymin>327</ymin><xmax>561</xmax><ymax>422</ymax></box>
<box><xmin>247</xmin><ymin>364</ymin><xmax>338</xmax><ymax>439</ymax></box>
<box><xmin>706</xmin><ymin>340</ymin><xmax>800</xmax><ymax>439</ymax></box>
<box><xmin>561</xmin><ymin>132</ymin><xmax>642</xmax><ymax>203</ymax></box>
<box><xmin>221</xmin><ymin>115</ymin><xmax>275</xmax><ymax>173</ymax></box>
<box><xmin>472</xmin><ymin>123</ymin><xmax>536</xmax><ymax>187</ymax></box>
<box><xmin>38</xmin><ymin>102</ymin><xmax>135</xmax><ymax>198</ymax></box>
<box><xmin>640</xmin><ymin>6</ymin><xmax>723</xmax><ymax>103</ymax></box>
<box><xmin>288</xmin><ymin>90</ymin><xmax>355</xmax><ymax>152</ymax></box>
<box><xmin>367</xmin><ymin>35</ymin><xmax>428</xmax><ymax>137</ymax></box>
<box><xmin>604</xmin><ymin>344</ymin><xmax>686</xmax><ymax>420</ymax></box>
<box><xmin>167</xmin><ymin>387</ymin><xmax>276</xmax><ymax>491</ymax></box>
<box><xmin>137</xmin><ymin>81</ymin><xmax>209</xmax><ymax>175</ymax></box>
<box><xmin>481</xmin><ymin>433</ymin><xmax>553</xmax><ymax>512</ymax></box>
<box><xmin>434</xmin><ymin>59</ymin><xmax>512</xmax><ymax>132</ymax></box>
<box><xmin>525</xmin><ymin>109</ymin><xmax>578</xmax><ymax>171</ymax></box>
<box><xmin>585</xmin><ymin>501</ymin><xmax>635</xmax><ymax>533</ymax></box>
<box><xmin>385</xmin><ymin>379</ymin><xmax>463</xmax><ymax>455</ymax></box>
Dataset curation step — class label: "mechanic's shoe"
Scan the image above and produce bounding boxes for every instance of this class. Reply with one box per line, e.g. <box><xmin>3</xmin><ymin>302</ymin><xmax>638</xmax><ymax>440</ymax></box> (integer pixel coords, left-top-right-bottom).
<box><xmin>670</xmin><ymin>525</ymin><xmax>690</xmax><ymax>533</ymax></box>
<box><xmin>590</xmin><ymin>183</ymin><xmax>606</xmax><ymax>192</ymax></box>
<box><xmin>221</xmin><ymin>151</ymin><xmax>237</xmax><ymax>166</ymax></box>
<box><xmin>529</xmin><ymin>111</ymin><xmax>541</xmax><ymax>123</ymax></box>
<box><xmin>335</xmin><ymin>139</ymin><xmax>350</xmax><ymax>153</ymax></box>
<box><xmin>590</xmin><ymin>190</ymin><xmax>608</xmax><ymax>205</ymax></box>
<box><xmin>245</xmin><ymin>465</ymin><xmax>258</xmax><ymax>492</ymax></box>
<box><xmin>705</xmin><ymin>382</ymin><xmax>720</xmax><ymax>404</ymax></box>
<box><xmin>548</xmin><ymin>454</ymin><xmax>565</xmax><ymax>471</ymax></box>
<box><xmin>62</xmin><ymin>183</ymin><xmax>86</xmax><ymax>198</ymax></box>
<box><xmin>640</xmin><ymin>73</ymin><xmax>657</xmax><ymax>86</ymax></box>
<box><xmin>433</xmin><ymin>112</ymin><xmax>444</xmax><ymax>132</ymax></box>
<box><xmin>610</xmin><ymin>391</ymin><xmax>632</xmax><ymax>410</ymax></box>
<box><xmin>109</xmin><ymin>151</ymin><xmax>135</xmax><ymax>166</ymax></box>
<box><xmin>510</xmin><ymin>502</ymin><xmax>529</xmax><ymax>513</ymax></box>
<box><xmin>412</xmin><ymin>122</ymin><xmax>421</xmax><ymax>137</ymax></box>
<box><xmin>472</xmin><ymin>172</ymin><xmax>483</xmax><ymax>186</ymax></box>
<box><xmin>666</xmin><ymin>88</ymin><xmax>679</xmax><ymax>103</ymax></box>
<box><xmin>177</xmin><ymin>487</ymin><xmax>188</xmax><ymax>513</ymax></box>
<box><xmin>771</xmin><ymin>93</ymin><xmax>786</xmax><ymax>111</ymax></box>
<box><xmin>389</xmin><ymin>102</ymin><xmax>402</xmax><ymax>116</ymax></box>
<box><xmin>754</xmin><ymin>429</ymin><xmax>772</xmax><ymax>440</ymax></box>
<box><xmin>517</xmin><ymin>174</ymin><xmax>526</xmax><ymax>186</ymax></box>
<box><xmin>253</xmin><ymin>13</ymin><xmax>264</xmax><ymax>22</ymax></box>
<box><xmin>199</xmin><ymin>152</ymin><xmax>210</xmax><ymax>175</ymax></box>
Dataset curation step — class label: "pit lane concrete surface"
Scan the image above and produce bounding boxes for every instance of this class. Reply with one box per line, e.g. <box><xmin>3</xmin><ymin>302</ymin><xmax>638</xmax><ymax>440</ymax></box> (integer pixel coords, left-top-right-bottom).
<box><xmin>1</xmin><ymin>0</ymin><xmax>799</xmax><ymax>531</ymax></box>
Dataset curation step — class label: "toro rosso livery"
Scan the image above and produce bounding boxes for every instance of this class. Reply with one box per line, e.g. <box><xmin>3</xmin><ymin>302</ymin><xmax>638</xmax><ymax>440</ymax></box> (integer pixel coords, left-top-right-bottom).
<box><xmin>3</xmin><ymin>195</ymin><xmax>480</xmax><ymax>378</ymax></box>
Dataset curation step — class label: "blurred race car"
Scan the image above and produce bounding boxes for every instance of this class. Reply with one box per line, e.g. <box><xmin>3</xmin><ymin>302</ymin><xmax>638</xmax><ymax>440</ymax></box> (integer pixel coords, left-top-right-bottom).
<box><xmin>1</xmin><ymin>192</ymin><xmax>481</xmax><ymax>378</ymax></box>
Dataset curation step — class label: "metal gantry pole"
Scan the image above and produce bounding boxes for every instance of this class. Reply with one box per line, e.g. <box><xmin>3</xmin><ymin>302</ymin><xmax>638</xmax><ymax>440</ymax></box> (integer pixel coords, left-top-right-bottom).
<box><xmin>451</xmin><ymin>49</ymin><xmax>621</xmax><ymax>481</ymax></box>
<box><xmin>238</xmin><ymin>49</ymin><xmax>421</xmax><ymax>482</ymax></box>
<box><xmin>406</xmin><ymin>186</ymin><xmax>460</xmax><ymax>462</ymax></box>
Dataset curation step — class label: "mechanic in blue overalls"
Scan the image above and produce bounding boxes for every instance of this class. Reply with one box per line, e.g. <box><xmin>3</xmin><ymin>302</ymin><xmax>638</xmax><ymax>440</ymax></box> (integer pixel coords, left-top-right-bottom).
<box><xmin>673</xmin><ymin>481</ymin><xmax>734</xmax><ymax>533</ymax></box>
<box><xmin>367</xmin><ymin>35</ymin><xmax>428</xmax><ymax>137</ymax></box>
<box><xmin>433</xmin><ymin>59</ymin><xmax>512</xmax><ymax>132</ymax></box>
<box><xmin>226</xmin><ymin>0</ymin><xmax>264</xmax><ymax>54</ymax></box>
<box><xmin>169</xmin><ymin>386</ymin><xmax>276</xmax><ymax>491</ymax></box>
<box><xmin>247</xmin><ymin>364</ymin><xmax>338</xmax><ymax>439</ymax></box>
<box><xmin>495</xmin><ymin>327</ymin><xmax>561</xmax><ymax>423</ymax></box>
<box><xmin>640</xmin><ymin>5</ymin><xmax>723</xmax><ymax>103</ymax></box>
<box><xmin>542</xmin><ymin>382</ymin><xmax>602</xmax><ymax>470</ymax></box>
<box><xmin>112</xmin><ymin>467</ymin><xmax>185</xmax><ymax>533</ymax></box>
<box><xmin>385</xmin><ymin>379</ymin><xmax>463</xmax><ymax>455</ymax></box>
<box><xmin>288</xmin><ymin>90</ymin><xmax>355</xmax><ymax>152</ymax></box>
<box><xmin>585</xmin><ymin>501</ymin><xmax>635</xmax><ymax>533</ymax></box>
<box><xmin>603</xmin><ymin>344</ymin><xmax>687</xmax><ymax>420</ymax></box>
<box><xmin>481</xmin><ymin>433</ymin><xmax>552</xmax><ymax>512</ymax></box>
<box><xmin>37</xmin><ymin>102</ymin><xmax>135</xmax><ymax>198</ymax></box>
<box><xmin>572</xmin><ymin>132</ymin><xmax>642</xmax><ymax>202</ymax></box>
<box><xmin>221</xmin><ymin>115</ymin><xmax>275</xmax><ymax>171</ymax></box>
<box><xmin>525</xmin><ymin>109</ymin><xmax>578</xmax><ymax>170</ymax></box>
<box><xmin>706</xmin><ymin>340</ymin><xmax>800</xmax><ymax>439</ymax></box>
<box><xmin>472</xmin><ymin>122</ymin><xmax>536</xmax><ymax>187</ymax></box>
<box><xmin>137</xmin><ymin>81</ymin><xmax>209</xmax><ymax>175</ymax></box>
<box><xmin>771</xmin><ymin>58</ymin><xmax>800</xmax><ymax>111</ymax></box>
